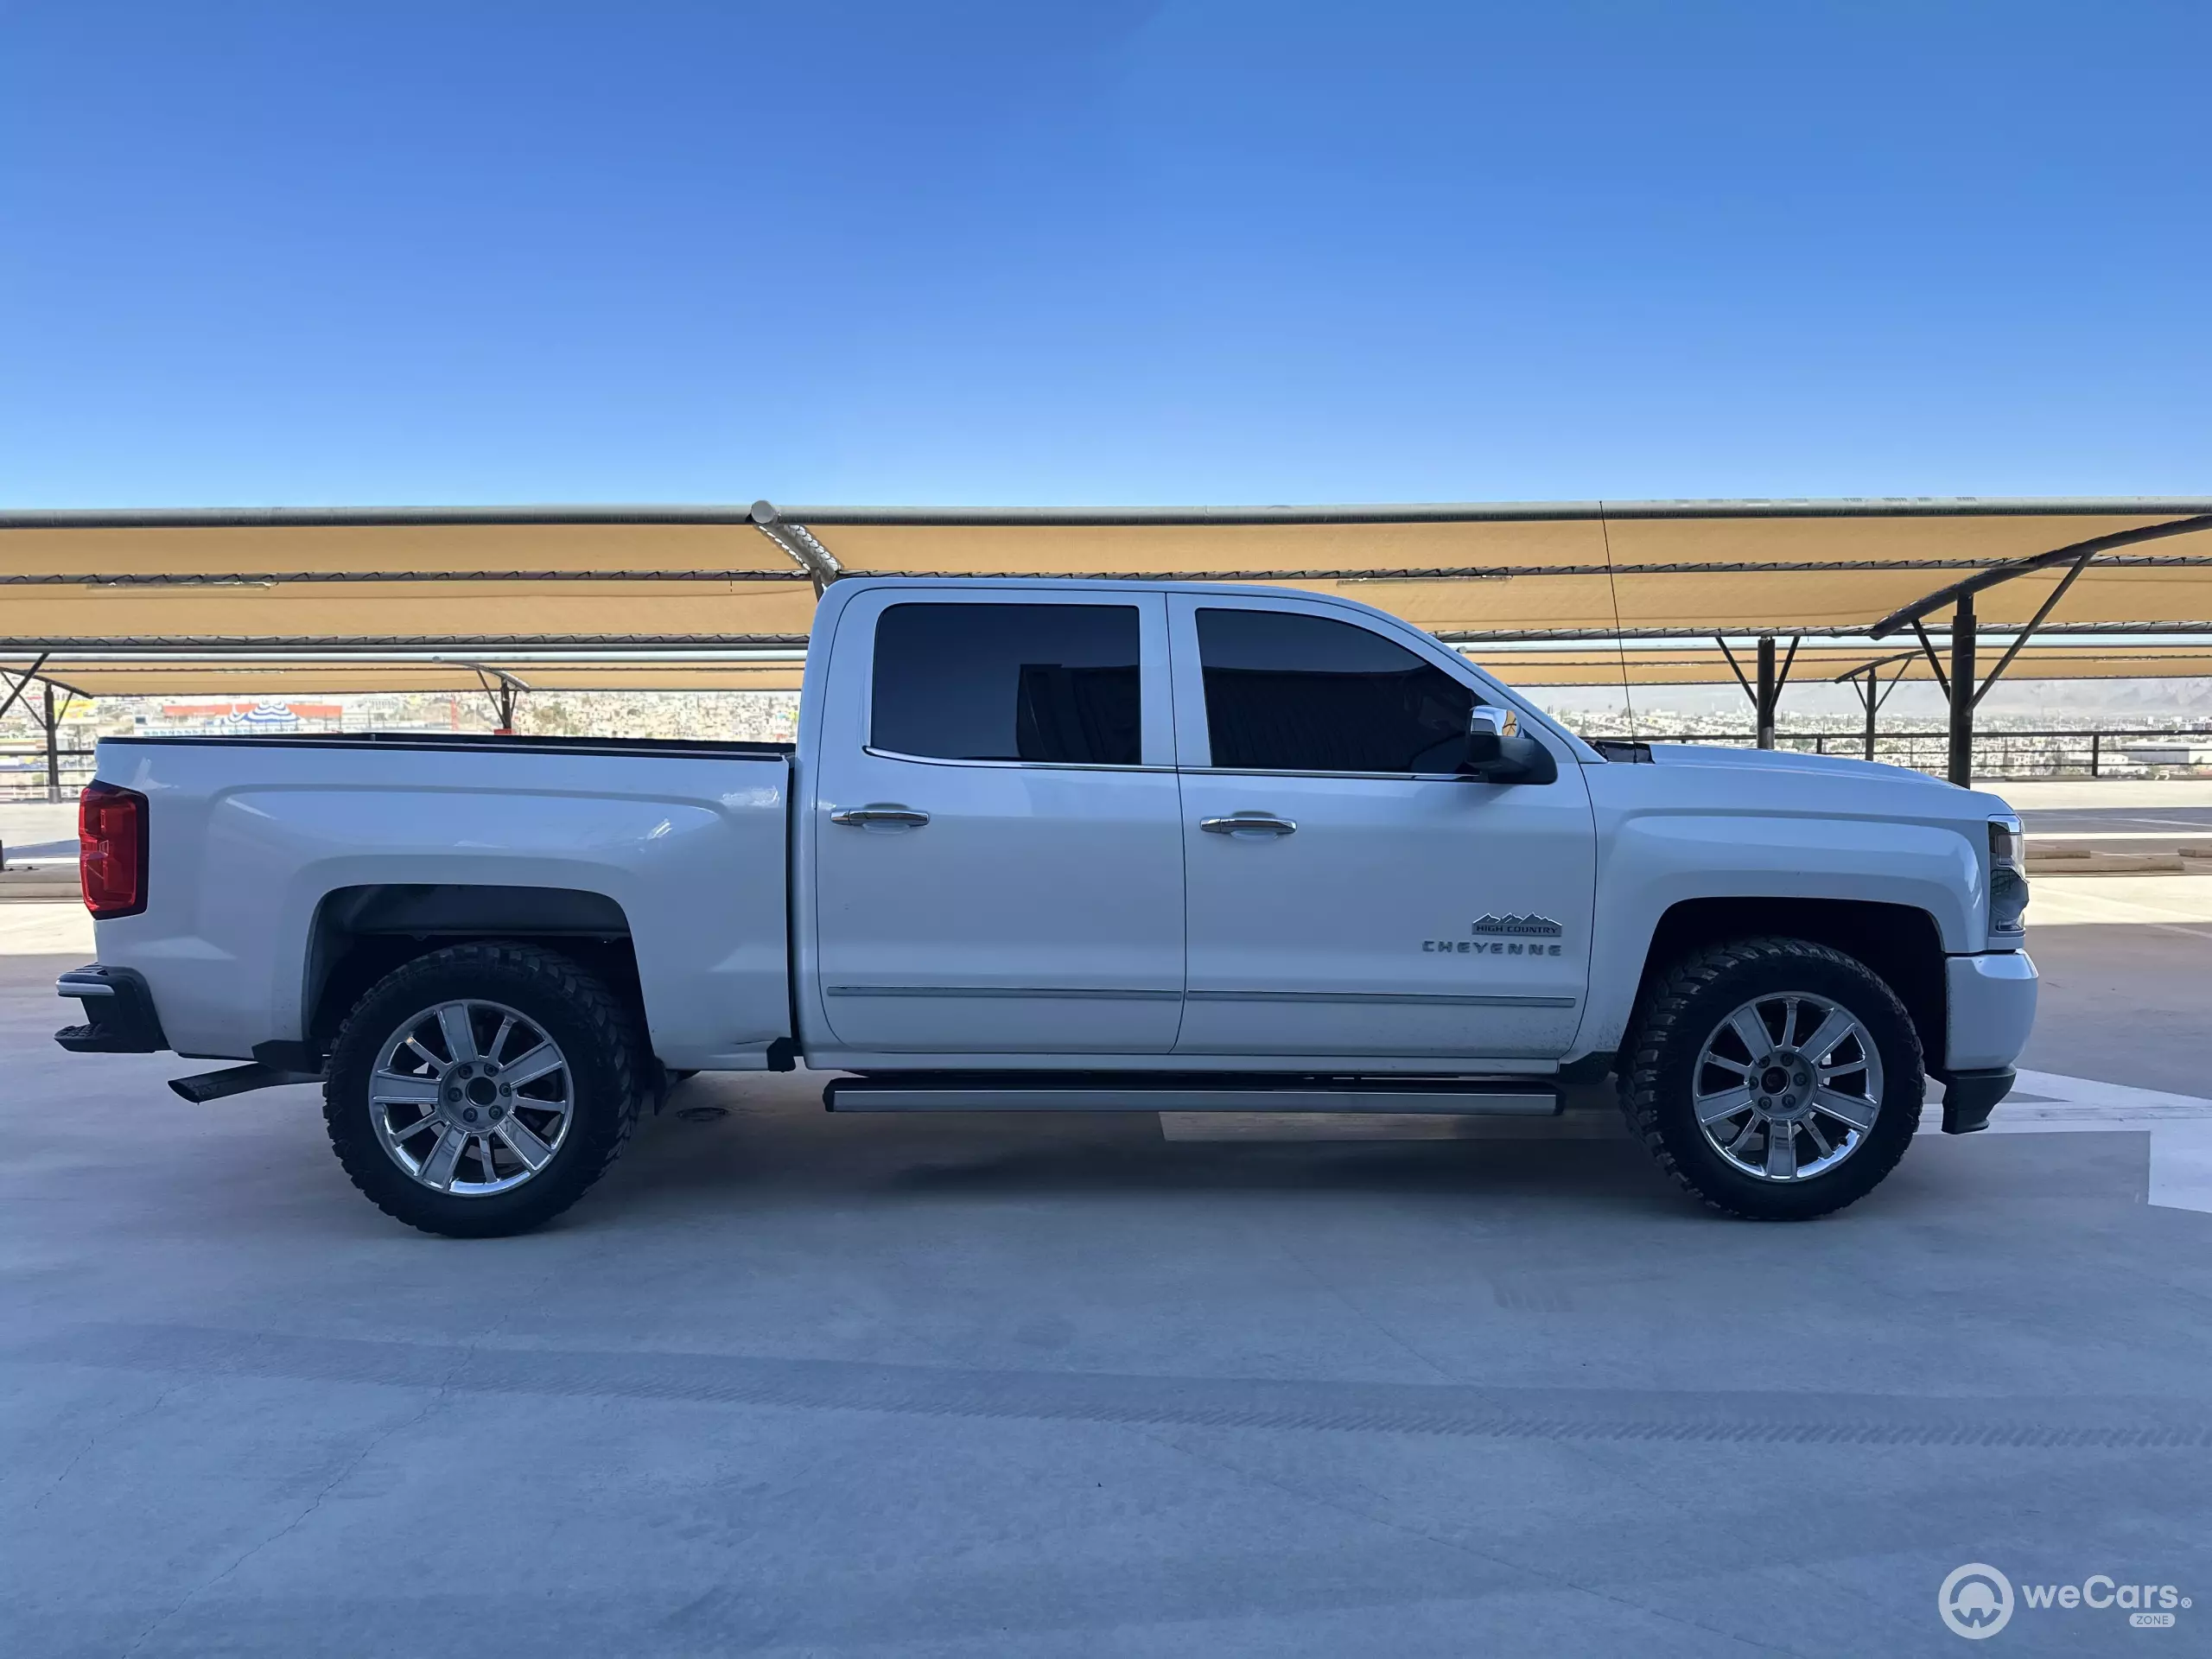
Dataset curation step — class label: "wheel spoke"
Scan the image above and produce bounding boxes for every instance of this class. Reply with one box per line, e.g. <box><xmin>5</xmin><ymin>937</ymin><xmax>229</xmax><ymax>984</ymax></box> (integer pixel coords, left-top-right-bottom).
<box><xmin>1802</xmin><ymin>1116</ymin><xmax>1834</xmax><ymax>1158</ymax></box>
<box><xmin>1700</xmin><ymin>1052</ymin><xmax>1754</xmax><ymax>1078</ymax></box>
<box><xmin>495</xmin><ymin>1115</ymin><xmax>555</xmax><ymax>1171</ymax></box>
<box><xmin>1812</xmin><ymin>1087</ymin><xmax>1878</xmax><ymax>1131</ymax></box>
<box><xmin>1726</xmin><ymin>1007</ymin><xmax>1772</xmax><ymax>1063</ymax></box>
<box><xmin>1798</xmin><ymin>1008</ymin><xmax>1858</xmax><ymax>1068</ymax></box>
<box><xmin>436</xmin><ymin>1003</ymin><xmax>480</xmax><ymax>1065</ymax></box>
<box><xmin>419</xmin><ymin>1126</ymin><xmax>466</xmax><ymax>1189</ymax></box>
<box><xmin>1726</xmin><ymin>1116</ymin><xmax>1763</xmax><ymax>1154</ymax></box>
<box><xmin>371</xmin><ymin>998</ymin><xmax>571</xmax><ymax>1197</ymax></box>
<box><xmin>1695</xmin><ymin>1085</ymin><xmax>1756</xmax><ymax>1124</ymax></box>
<box><xmin>370</xmin><ymin>1071</ymin><xmax>439</xmax><ymax>1106</ymax></box>
<box><xmin>501</xmin><ymin>1044</ymin><xmax>565</xmax><ymax>1089</ymax></box>
<box><xmin>1764</xmin><ymin>1125</ymin><xmax>1798</xmax><ymax>1179</ymax></box>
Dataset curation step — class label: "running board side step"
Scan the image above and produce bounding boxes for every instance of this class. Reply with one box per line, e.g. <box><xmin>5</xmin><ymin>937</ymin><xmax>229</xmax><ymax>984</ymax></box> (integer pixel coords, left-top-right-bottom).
<box><xmin>824</xmin><ymin>1074</ymin><xmax>1562</xmax><ymax>1115</ymax></box>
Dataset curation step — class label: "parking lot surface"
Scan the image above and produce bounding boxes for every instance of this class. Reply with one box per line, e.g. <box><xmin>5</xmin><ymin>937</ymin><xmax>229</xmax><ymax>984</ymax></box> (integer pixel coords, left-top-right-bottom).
<box><xmin>3</xmin><ymin>898</ymin><xmax>2209</xmax><ymax>1656</ymax></box>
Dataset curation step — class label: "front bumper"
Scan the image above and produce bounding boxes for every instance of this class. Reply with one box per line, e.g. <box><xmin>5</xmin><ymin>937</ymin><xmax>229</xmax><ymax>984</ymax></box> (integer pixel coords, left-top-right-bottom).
<box><xmin>54</xmin><ymin>964</ymin><xmax>169</xmax><ymax>1054</ymax></box>
<box><xmin>1944</xmin><ymin>950</ymin><xmax>2037</xmax><ymax>1071</ymax></box>
<box><xmin>1936</xmin><ymin>950</ymin><xmax>2037</xmax><ymax>1134</ymax></box>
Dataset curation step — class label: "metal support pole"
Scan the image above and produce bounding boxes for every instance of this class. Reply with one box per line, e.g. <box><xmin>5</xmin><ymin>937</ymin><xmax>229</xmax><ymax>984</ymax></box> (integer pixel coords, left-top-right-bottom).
<box><xmin>1860</xmin><ymin>671</ymin><xmax>1878</xmax><ymax>762</ymax></box>
<box><xmin>43</xmin><ymin>683</ymin><xmax>60</xmax><ymax>802</ymax></box>
<box><xmin>1947</xmin><ymin>594</ymin><xmax>1976</xmax><ymax>786</ymax></box>
<box><xmin>2090</xmin><ymin>731</ymin><xmax>2101</xmax><ymax>779</ymax></box>
<box><xmin>1756</xmin><ymin>635</ymin><xmax>1777</xmax><ymax>750</ymax></box>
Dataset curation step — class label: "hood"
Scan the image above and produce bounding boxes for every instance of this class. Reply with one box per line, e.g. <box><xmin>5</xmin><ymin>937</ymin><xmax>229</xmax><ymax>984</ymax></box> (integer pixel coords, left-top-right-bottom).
<box><xmin>1643</xmin><ymin>743</ymin><xmax>2018</xmax><ymax>819</ymax></box>
<box><xmin>1645</xmin><ymin>744</ymin><xmax>1929</xmax><ymax>784</ymax></box>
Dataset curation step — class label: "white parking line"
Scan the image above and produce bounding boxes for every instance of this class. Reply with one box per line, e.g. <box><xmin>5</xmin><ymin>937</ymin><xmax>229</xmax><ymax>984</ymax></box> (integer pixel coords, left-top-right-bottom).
<box><xmin>1923</xmin><ymin>1068</ymin><xmax>2212</xmax><ymax>1217</ymax></box>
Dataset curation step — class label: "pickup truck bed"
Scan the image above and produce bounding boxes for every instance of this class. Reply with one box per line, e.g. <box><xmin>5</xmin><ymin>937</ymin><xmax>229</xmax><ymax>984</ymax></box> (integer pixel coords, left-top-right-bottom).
<box><xmin>80</xmin><ymin>731</ymin><xmax>797</xmax><ymax>1072</ymax></box>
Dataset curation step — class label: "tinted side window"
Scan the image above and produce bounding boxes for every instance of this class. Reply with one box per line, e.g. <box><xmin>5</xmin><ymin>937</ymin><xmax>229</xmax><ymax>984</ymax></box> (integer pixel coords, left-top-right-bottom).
<box><xmin>1197</xmin><ymin>607</ymin><xmax>1476</xmax><ymax>772</ymax></box>
<box><xmin>872</xmin><ymin>603</ymin><xmax>1142</xmax><ymax>765</ymax></box>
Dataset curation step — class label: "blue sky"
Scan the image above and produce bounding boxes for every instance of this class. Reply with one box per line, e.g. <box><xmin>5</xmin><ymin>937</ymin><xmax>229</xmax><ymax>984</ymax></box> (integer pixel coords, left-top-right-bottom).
<box><xmin>2</xmin><ymin>1</ymin><xmax>2206</xmax><ymax>508</ymax></box>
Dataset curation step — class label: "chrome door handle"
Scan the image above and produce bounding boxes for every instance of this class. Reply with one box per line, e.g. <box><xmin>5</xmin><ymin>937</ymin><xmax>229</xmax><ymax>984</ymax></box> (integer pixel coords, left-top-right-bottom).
<box><xmin>830</xmin><ymin>804</ymin><xmax>931</xmax><ymax>829</ymax></box>
<box><xmin>1200</xmin><ymin>814</ymin><xmax>1297</xmax><ymax>836</ymax></box>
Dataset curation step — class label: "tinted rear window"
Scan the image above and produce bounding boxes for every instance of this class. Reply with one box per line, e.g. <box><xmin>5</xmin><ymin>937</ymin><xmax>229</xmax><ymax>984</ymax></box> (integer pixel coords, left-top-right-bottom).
<box><xmin>871</xmin><ymin>603</ymin><xmax>1142</xmax><ymax>766</ymax></box>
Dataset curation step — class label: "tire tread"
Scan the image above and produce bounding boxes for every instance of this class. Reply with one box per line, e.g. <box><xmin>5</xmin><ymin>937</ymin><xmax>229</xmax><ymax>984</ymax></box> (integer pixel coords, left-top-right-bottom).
<box><xmin>1618</xmin><ymin>935</ymin><xmax>1922</xmax><ymax>1221</ymax></box>
<box><xmin>322</xmin><ymin>942</ymin><xmax>643</xmax><ymax>1236</ymax></box>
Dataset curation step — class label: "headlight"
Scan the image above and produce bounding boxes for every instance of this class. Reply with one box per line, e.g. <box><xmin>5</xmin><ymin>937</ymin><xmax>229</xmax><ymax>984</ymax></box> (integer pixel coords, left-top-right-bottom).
<box><xmin>1988</xmin><ymin>815</ymin><xmax>2028</xmax><ymax>939</ymax></box>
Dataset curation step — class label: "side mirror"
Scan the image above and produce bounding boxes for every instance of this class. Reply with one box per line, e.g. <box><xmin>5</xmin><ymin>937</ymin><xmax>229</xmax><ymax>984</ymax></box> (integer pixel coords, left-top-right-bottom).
<box><xmin>1459</xmin><ymin>705</ymin><xmax>1556</xmax><ymax>785</ymax></box>
<box><xmin>1464</xmin><ymin>706</ymin><xmax>1511</xmax><ymax>768</ymax></box>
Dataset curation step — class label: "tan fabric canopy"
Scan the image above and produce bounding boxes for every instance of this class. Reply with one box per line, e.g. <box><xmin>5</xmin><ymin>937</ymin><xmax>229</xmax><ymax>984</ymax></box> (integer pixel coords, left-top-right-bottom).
<box><xmin>3</xmin><ymin>499</ymin><xmax>2208</xmax><ymax>649</ymax></box>
<box><xmin>10</xmin><ymin>640</ymin><xmax>2205</xmax><ymax>702</ymax></box>
<box><xmin>791</xmin><ymin>504</ymin><xmax>2212</xmax><ymax>638</ymax></box>
<box><xmin>0</xmin><ymin>513</ymin><xmax>814</xmax><ymax>646</ymax></box>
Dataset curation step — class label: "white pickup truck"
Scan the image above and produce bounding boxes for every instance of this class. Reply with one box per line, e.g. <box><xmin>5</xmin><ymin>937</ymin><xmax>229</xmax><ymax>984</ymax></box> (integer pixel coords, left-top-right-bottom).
<box><xmin>58</xmin><ymin>578</ymin><xmax>2037</xmax><ymax>1236</ymax></box>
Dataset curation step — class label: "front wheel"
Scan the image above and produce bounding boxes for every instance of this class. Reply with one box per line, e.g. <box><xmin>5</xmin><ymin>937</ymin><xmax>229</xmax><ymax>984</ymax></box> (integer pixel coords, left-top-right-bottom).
<box><xmin>1619</xmin><ymin>937</ymin><xmax>1923</xmax><ymax>1221</ymax></box>
<box><xmin>323</xmin><ymin>943</ymin><xmax>645</xmax><ymax>1236</ymax></box>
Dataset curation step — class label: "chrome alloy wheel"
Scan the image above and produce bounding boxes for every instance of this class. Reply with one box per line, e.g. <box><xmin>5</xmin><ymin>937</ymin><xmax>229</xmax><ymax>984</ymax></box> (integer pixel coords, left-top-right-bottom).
<box><xmin>1692</xmin><ymin>991</ymin><xmax>1885</xmax><ymax>1183</ymax></box>
<box><xmin>368</xmin><ymin>999</ymin><xmax>573</xmax><ymax>1196</ymax></box>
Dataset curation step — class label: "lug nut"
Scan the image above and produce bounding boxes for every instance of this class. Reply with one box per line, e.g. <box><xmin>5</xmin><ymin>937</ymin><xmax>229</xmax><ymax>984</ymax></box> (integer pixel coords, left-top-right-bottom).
<box><xmin>490</xmin><ymin>1104</ymin><xmax>505</xmax><ymax>1121</ymax></box>
<box><xmin>462</xmin><ymin>1107</ymin><xmax>479</xmax><ymax>1122</ymax></box>
<box><xmin>446</xmin><ymin>1088</ymin><xmax>462</xmax><ymax>1103</ymax></box>
<box><xmin>499</xmin><ymin>1084</ymin><xmax>511</xmax><ymax>1096</ymax></box>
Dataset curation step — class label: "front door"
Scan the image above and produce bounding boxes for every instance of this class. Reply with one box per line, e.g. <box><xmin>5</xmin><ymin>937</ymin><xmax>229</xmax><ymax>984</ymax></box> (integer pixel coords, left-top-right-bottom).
<box><xmin>1169</xmin><ymin>596</ymin><xmax>1596</xmax><ymax>1060</ymax></box>
<box><xmin>810</xmin><ymin>588</ymin><xmax>1185</xmax><ymax>1054</ymax></box>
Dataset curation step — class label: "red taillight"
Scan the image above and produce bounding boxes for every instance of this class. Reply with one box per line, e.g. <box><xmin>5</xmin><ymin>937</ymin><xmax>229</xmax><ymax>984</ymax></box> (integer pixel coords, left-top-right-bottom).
<box><xmin>79</xmin><ymin>782</ymin><xmax>148</xmax><ymax>919</ymax></box>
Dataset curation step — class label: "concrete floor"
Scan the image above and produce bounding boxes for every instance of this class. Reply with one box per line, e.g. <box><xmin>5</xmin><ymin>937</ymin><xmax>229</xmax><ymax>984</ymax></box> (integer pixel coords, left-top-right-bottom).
<box><xmin>3</xmin><ymin>912</ymin><xmax>2209</xmax><ymax>1656</ymax></box>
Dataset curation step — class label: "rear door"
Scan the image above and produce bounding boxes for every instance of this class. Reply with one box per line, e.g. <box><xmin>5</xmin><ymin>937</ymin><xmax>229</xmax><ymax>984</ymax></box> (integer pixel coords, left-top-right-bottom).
<box><xmin>810</xmin><ymin>588</ymin><xmax>1185</xmax><ymax>1054</ymax></box>
<box><xmin>1169</xmin><ymin>594</ymin><xmax>1596</xmax><ymax>1060</ymax></box>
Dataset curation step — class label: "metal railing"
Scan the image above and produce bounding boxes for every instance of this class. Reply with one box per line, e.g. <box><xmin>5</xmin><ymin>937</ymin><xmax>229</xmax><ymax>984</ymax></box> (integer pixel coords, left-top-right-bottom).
<box><xmin>0</xmin><ymin>746</ymin><xmax>96</xmax><ymax>802</ymax></box>
<box><xmin>1581</xmin><ymin>727</ymin><xmax>2212</xmax><ymax>779</ymax></box>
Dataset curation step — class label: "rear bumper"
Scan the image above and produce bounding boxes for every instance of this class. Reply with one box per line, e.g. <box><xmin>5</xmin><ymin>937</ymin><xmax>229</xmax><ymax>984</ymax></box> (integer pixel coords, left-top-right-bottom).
<box><xmin>54</xmin><ymin>964</ymin><xmax>169</xmax><ymax>1054</ymax></box>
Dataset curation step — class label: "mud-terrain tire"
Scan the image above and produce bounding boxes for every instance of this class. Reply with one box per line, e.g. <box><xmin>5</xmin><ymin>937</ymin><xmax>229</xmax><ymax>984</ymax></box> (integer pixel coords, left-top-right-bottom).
<box><xmin>1619</xmin><ymin>937</ymin><xmax>1923</xmax><ymax>1221</ymax></box>
<box><xmin>323</xmin><ymin>943</ymin><xmax>645</xmax><ymax>1237</ymax></box>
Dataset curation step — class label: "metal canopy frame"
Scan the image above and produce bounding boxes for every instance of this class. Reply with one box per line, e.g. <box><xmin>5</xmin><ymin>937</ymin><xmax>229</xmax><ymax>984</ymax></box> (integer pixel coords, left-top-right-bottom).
<box><xmin>1857</xmin><ymin>512</ymin><xmax>2212</xmax><ymax>785</ymax></box>
<box><xmin>1712</xmin><ymin>634</ymin><xmax>1802</xmax><ymax>749</ymax></box>
<box><xmin>0</xmin><ymin>652</ymin><xmax>91</xmax><ymax>799</ymax></box>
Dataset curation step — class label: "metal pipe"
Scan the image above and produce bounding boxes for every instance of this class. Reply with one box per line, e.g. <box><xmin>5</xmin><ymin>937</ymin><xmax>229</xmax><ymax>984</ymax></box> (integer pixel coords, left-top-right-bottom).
<box><xmin>1756</xmin><ymin>636</ymin><xmax>1777</xmax><ymax>749</ymax></box>
<box><xmin>1948</xmin><ymin>595</ymin><xmax>1977</xmax><ymax>786</ymax></box>
<box><xmin>42</xmin><ymin>683</ymin><xmax>60</xmax><ymax>802</ymax></box>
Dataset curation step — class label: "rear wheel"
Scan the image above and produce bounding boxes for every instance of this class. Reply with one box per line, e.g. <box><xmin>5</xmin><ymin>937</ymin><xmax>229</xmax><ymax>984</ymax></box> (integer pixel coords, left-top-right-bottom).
<box><xmin>1620</xmin><ymin>937</ymin><xmax>1923</xmax><ymax>1220</ymax></box>
<box><xmin>324</xmin><ymin>943</ymin><xmax>644</xmax><ymax>1236</ymax></box>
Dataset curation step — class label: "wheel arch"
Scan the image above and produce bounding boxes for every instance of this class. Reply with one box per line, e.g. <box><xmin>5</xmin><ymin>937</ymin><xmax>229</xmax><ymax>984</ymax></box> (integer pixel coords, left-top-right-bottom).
<box><xmin>1631</xmin><ymin>897</ymin><xmax>1946</xmax><ymax>1072</ymax></box>
<box><xmin>301</xmin><ymin>884</ymin><xmax>644</xmax><ymax>1066</ymax></box>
